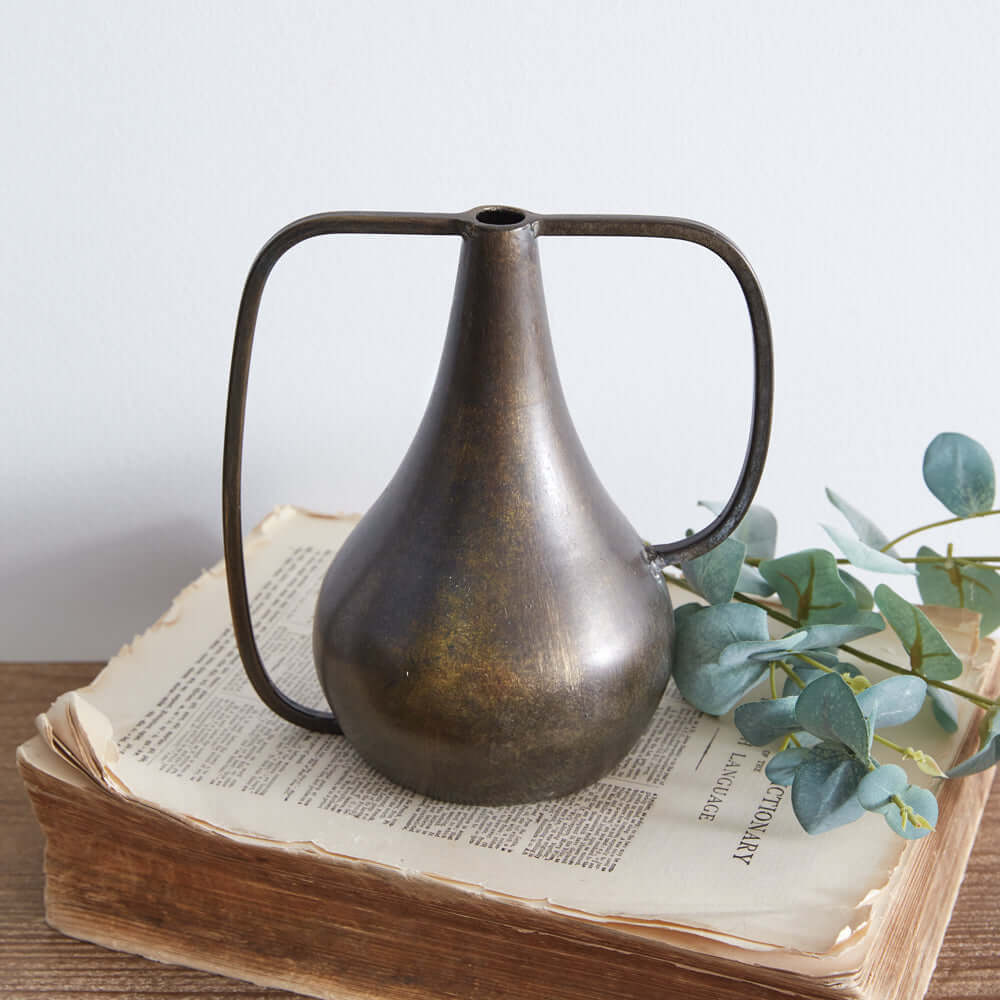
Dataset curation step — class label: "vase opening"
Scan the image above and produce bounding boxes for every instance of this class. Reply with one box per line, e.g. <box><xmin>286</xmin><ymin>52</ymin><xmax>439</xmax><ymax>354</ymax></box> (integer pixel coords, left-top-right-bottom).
<box><xmin>474</xmin><ymin>207</ymin><xmax>526</xmax><ymax>226</ymax></box>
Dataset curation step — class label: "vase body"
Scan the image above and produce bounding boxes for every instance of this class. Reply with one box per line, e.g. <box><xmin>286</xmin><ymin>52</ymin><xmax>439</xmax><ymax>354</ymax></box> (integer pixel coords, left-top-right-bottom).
<box><xmin>313</xmin><ymin>220</ymin><xmax>672</xmax><ymax>803</ymax></box>
<box><xmin>223</xmin><ymin>206</ymin><xmax>773</xmax><ymax>808</ymax></box>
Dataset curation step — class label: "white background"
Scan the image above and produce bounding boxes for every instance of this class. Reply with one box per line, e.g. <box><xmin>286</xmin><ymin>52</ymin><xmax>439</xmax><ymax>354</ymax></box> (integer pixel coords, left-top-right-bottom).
<box><xmin>4</xmin><ymin>3</ymin><xmax>998</xmax><ymax>660</ymax></box>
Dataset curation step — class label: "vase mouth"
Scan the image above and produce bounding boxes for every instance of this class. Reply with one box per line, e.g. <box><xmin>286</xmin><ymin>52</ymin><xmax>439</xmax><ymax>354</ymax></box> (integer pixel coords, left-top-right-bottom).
<box><xmin>469</xmin><ymin>206</ymin><xmax>530</xmax><ymax>229</ymax></box>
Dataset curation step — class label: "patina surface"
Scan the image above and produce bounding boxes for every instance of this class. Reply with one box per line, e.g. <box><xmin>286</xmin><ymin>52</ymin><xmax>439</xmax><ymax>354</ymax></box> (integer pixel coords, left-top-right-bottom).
<box><xmin>222</xmin><ymin>206</ymin><xmax>773</xmax><ymax>804</ymax></box>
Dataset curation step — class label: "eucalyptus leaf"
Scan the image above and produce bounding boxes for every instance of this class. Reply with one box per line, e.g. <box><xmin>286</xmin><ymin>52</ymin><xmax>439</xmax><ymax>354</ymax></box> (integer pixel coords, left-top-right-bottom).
<box><xmin>856</xmin><ymin>675</ymin><xmax>927</xmax><ymax>729</ymax></box>
<box><xmin>856</xmin><ymin>764</ymin><xmax>908</xmax><ymax>812</ymax></box>
<box><xmin>672</xmin><ymin>603</ymin><xmax>772</xmax><ymax>715</ymax></box>
<box><xmin>905</xmin><ymin>748</ymin><xmax>947</xmax><ymax>778</ymax></box>
<box><xmin>839</xmin><ymin>570</ymin><xmax>875</xmax><ymax>612</ymax></box>
<box><xmin>923</xmin><ymin>432</ymin><xmax>996</xmax><ymax>516</ymax></box>
<box><xmin>674</xmin><ymin>659</ymin><xmax>771</xmax><ymax>718</ymax></box>
<box><xmin>927</xmin><ymin>685</ymin><xmax>959</xmax><ymax>733</ymax></box>
<box><xmin>947</xmin><ymin>707</ymin><xmax>1000</xmax><ymax>778</ymax></box>
<box><xmin>734</xmin><ymin>697</ymin><xmax>801</xmax><ymax>746</ymax></box>
<box><xmin>759</xmin><ymin>549</ymin><xmax>867</xmax><ymax>625</ymax></box>
<box><xmin>821</xmin><ymin>523</ymin><xmax>916</xmax><ymax>576</ymax></box>
<box><xmin>718</xmin><ymin>631</ymin><xmax>807</xmax><ymax>668</ymax></box>
<box><xmin>874</xmin><ymin>584</ymin><xmax>964</xmax><ymax>680</ymax></box>
<box><xmin>825</xmin><ymin>488</ymin><xmax>899</xmax><ymax>556</ymax></box>
<box><xmin>915</xmin><ymin>546</ymin><xmax>1000</xmax><ymax>638</ymax></box>
<box><xmin>681</xmin><ymin>535</ymin><xmax>746</xmax><ymax>605</ymax></box>
<box><xmin>796</xmin><ymin>620</ymin><xmax>885</xmax><ymax>649</ymax></box>
<box><xmin>883</xmin><ymin>785</ymin><xmax>937</xmax><ymax>838</ymax></box>
<box><xmin>736</xmin><ymin>564</ymin><xmax>776</xmax><ymax>597</ymax></box>
<box><xmin>857</xmin><ymin>766</ymin><xmax>937</xmax><ymax>837</ymax></box>
<box><xmin>673</xmin><ymin>602</ymin><xmax>704</xmax><ymax>627</ymax></box>
<box><xmin>699</xmin><ymin>500</ymin><xmax>778</xmax><ymax>560</ymax></box>
<box><xmin>794</xmin><ymin>673</ymin><xmax>872</xmax><ymax>758</ymax></box>
<box><xmin>791</xmin><ymin>743</ymin><xmax>868</xmax><ymax>834</ymax></box>
<box><xmin>765</xmin><ymin>746</ymin><xmax>813</xmax><ymax>786</ymax></box>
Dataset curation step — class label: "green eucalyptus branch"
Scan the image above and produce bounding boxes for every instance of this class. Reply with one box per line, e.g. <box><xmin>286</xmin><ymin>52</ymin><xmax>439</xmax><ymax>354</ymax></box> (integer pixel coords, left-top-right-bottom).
<box><xmin>667</xmin><ymin>572</ymin><xmax>997</xmax><ymax>710</ymax></box>
<box><xmin>671</xmin><ymin>431</ymin><xmax>999</xmax><ymax>839</ymax></box>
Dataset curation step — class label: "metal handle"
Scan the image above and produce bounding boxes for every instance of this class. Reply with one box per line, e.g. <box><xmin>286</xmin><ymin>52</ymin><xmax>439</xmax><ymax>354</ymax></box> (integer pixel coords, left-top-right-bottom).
<box><xmin>223</xmin><ymin>211</ymin><xmax>462</xmax><ymax>732</ymax></box>
<box><xmin>538</xmin><ymin>214</ymin><xmax>774</xmax><ymax>564</ymax></box>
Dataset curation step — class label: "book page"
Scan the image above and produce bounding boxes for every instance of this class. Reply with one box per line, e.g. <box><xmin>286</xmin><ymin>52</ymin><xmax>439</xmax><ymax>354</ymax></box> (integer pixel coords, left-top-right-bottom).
<box><xmin>39</xmin><ymin>507</ymin><xmax>996</xmax><ymax>957</ymax></box>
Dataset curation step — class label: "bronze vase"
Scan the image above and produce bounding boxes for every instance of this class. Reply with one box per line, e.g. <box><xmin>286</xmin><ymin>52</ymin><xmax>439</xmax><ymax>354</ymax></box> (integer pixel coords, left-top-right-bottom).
<box><xmin>223</xmin><ymin>206</ymin><xmax>773</xmax><ymax>805</ymax></box>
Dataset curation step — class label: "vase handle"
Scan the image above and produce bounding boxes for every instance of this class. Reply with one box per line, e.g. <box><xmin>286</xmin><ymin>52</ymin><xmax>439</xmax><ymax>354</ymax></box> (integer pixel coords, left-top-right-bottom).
<box><xmin>223</xmin><ymin>212</ymin><xmax>463</xmax><ymax>732</ymax></box>
<box><xmin>538</xmin><ymin>214</ymin><xmax>774</xmax><ymax>564</ymax></box>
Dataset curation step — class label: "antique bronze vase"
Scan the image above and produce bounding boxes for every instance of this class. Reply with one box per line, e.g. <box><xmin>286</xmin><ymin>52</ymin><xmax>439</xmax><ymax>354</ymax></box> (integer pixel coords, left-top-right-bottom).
<box><xmin>223</xmin><ymin>206</ymin><xmax>773</xmax><ymax>805</ymax></box>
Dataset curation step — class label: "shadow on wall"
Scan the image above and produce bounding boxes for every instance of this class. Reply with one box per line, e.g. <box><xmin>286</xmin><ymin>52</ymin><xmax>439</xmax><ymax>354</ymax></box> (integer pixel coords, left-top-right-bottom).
<box><xmin>3</xmin><ymin>517</ymin><xmax>221</xmax><ymax>662</ymax></box>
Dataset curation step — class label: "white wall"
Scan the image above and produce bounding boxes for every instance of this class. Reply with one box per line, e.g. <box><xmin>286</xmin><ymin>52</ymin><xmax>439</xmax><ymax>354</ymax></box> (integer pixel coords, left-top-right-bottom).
<box><xmin>4</xmin><ymin>2</ymin><xmax>999</xmax><ymax>660</ymax></box>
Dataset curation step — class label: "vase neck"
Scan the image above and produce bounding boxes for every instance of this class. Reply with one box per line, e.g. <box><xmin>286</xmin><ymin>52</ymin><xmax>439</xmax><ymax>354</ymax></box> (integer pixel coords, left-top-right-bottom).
<box><xmin>432</xmin><ymin>220</ymin><xmax>560</xmax><ymax>416</ymax></box>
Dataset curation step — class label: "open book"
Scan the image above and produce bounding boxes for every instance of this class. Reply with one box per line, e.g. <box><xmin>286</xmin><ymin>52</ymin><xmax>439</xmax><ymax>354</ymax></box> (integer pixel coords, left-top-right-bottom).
<box><xmin>18</xmin><ymin>506</ymin><xmax>999</xmax><ymax>1000</ymax></box>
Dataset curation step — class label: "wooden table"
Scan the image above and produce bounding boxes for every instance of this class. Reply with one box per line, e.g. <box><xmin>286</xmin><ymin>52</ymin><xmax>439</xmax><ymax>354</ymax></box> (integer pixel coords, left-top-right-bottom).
<box><xmin>4</xmin><ymin>662</ymin><xmax>1000</xmax><ymax>999</ymax></box>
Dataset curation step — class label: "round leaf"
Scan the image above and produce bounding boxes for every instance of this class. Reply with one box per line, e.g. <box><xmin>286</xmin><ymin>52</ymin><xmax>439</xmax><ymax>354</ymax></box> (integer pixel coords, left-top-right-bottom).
<box><xmin>674</xmin><ymin>602</ymin><xmax>704</xmax><ymax>626</ymax></box>
<box><xmin>856</xmin><ymin>675</ymin><xmax>927</xmax><ymax>729</ymax></box>
<box><xmin>856</xmin><ymin>763</ymin><xmax>908</xmax><ymax>812</ymax></box>
<box><xmin>759</xmin><ymin>549</ymin><xmax>863</xmax><ymax>625</ymax></box>
<box><xmin>874</xmin><ymin>584</ymin><xmax>964</xmax><ymax>680</ymax></box>
<box><xmin>882</xmin><ymin>785</ymin><xmax>938</xmax><ymax>839</ymax></box>
<box><xmin>923</xmin><ymin>432</ymin><xmax>995</xmax><ymax>516</ymax></box>
<box><xmin>916</xmin><ymin>546</ymin><xmax>1000</xmax><ymax>638</ymax></box>
<box><xmin>791</xmin><ymin>743</ymin><xmax>868</xmax><ymax>834</ymax></box>
<box><xmin>674</xmin><ymin>602</ymin><xmax>769</xmax><ymax>662</ymax></box>
<box><xmin>672</xmin><ymin>603</ymin><xmax>772</xmax><ymax>715</ymax></box>
<box><xmin>673</xmin><ymin>659</ymin><xmax>771</xmax><ymax>717</ymax></box>
<box><xmin>765</xmin><ymin>745</ymin><xmax>812</xmax><ymax>786</ymax></box>
<box><xmin>794</xmin><ymin>673</ymin><xmax>872</xmax><ymax>758</ymax></box>
<box><xmin>734</xmin><ymin>697</ymin><xmax>801</xmax><ymax>746</ymax></box>
<box><xmin>681</xmin><ymin>535</ymin><xmax>747</xmax><ymax>605</ymax></box>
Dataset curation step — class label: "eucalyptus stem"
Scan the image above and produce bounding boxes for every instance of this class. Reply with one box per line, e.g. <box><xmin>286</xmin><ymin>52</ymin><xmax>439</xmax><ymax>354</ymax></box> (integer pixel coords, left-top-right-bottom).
<box><xmin>897</xmin><ymin>555</ymin><xmax>1000</xmax><ymax>565</ymax></box>
<box><xmin>731</xmin><ymin>590</ymin><xmax>799</xmax><ymax>626</ymax></box>
<box><xmin>663</xmin><ymin>572</ymin><xmax>997</xmax><ymax>710</ymax></box>
<box><xmin>777</xmin><ymin>660</ymin><xmax>806</xmax><ymax>689</ymax></box>
<box><xmin>792</xmin><ymin>653</ymin><xmax>836</xmax><ymax>673</ymax></box>
<box><xmin>880</xmin><ymin>508</ymin><xmax>1000</xmax><ymax>552</ymax></box>
<box><xmin>743</xmin><ymin>554</ymin><xmax>1000</xmax><ymax>568</ymax></box>
<box><xmin>837</xmin><ymin>642</ymin><xmax>996</xmax><ymax>709</ymax></box>
<box><xmin>779</xmin><ymin>732</ymin><xmax>803</xmax><ymax>751</ymax></box>
<box><xmin>874</xmin><ymin>733</ymin><xmax>908</xmax><ymax>755</ymax></box>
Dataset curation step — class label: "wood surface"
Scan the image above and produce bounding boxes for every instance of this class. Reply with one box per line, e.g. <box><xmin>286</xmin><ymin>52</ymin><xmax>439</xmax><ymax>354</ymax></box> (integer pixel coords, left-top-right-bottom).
<box><xmin>4</xmin><ymin>662</ymin><xmax>1000</xmax><ymax>999</ymax></box>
